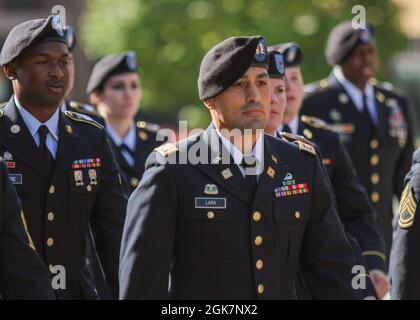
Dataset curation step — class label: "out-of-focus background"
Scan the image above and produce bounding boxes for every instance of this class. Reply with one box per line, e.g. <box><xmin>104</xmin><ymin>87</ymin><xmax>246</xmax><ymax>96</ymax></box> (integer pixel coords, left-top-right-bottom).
<box><xmin>0</xmin><ymin>0</ymin><xmax>419</xmax><ymax>138</ymax></box>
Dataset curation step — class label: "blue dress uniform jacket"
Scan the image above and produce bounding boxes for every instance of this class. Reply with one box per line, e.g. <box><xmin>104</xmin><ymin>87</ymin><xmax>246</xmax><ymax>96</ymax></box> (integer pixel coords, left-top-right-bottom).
<box><xmin>120</xmin><ymin>125</ymin><xmax>362</xmax><ymax>299</ymax></box>
<box><xmin>0</xmin><ymin>98</ymin><xmax>127</xmax><ymax>299</ymax></box>
<box><xmin>390</xmin><ymin>149</ymin><xmax>420</xmax><ymax>299</ymax></box>
<box><xmin>301</xmin><ymin>75</ymin><xmax>414</xmax><ymax>257</ymax></box>
<box><xmin>67</xmin><ymin>102</ymin><xmax>160</xmax><ymax>194</ymax></box>
<box><xmin>107</xmin><ymin>121</ymin><xmax>161</xmax><ymax>194</ymax></box>
<box><xmin>0</xmin><ymin>161</ymin><xmax>55</xmax><ymax>299</ymax></box>
<box><xmin>294</xmin><ymin>117</ymin><xmax>386</xmax><ymax>271</ymax></box>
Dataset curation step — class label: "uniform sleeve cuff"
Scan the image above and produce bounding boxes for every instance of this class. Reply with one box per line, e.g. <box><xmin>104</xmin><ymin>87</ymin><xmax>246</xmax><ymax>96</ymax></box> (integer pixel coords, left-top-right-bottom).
<box><xmin>363</xmin><ymin>250</ymin><xmax>387</xmax><ymax>271</ymax></box>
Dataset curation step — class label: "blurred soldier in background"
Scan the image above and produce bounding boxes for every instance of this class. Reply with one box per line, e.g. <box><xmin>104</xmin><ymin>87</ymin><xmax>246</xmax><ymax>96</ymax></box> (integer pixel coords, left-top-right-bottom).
<box><xmin>87</xmin><ymin>52</ymin><xmax>160</xmax><ymax>194</ymax></box>
<box><xmin>267</xmin><ymin>44</ymin><xmax>387</xmax><ymax>298</ymax></box>
<box><xmin>301</xmin><ymin>21</ymin><xmax>414</xmax><ymax>259</ymax></box>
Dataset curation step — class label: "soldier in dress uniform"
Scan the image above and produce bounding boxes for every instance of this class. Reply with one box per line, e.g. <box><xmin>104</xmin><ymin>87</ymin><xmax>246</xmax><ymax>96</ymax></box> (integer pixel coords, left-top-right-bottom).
<box><xmin>266</xmin><ymin>45</ymin><xmax>387</xmax><ymax>298</ymax></box>
<box><xmin>57</xmin><ymin>25</ymin><xmax>114</xmax><ymax>300</ymax></box>
<box><xmin>0</xmin><ymin>15</ymin><xmax>127</xmax><ymax>299</ymax></box>
<box><xmin>86</xmin><ymin>52</ymin><xmax>161</xmax><ymax>194</ymax></box>
<box><xmin>119</xmin><ymin>36</ymin><xmax>363</xmax><ymax>300</ymax></box>
<box><xmin>390</xmin><ymin>149</ymin><xmax>420</xmax><ymax>299</ymax></box>
<box><xmin>300</xmin><ymin>22</ymin><xmax>414</xmax><ymax>258</ymax></box>
<box><xmin>0</xmin><ymin>161</ymin><xmax>55</xmax><ymax>299</ymax></box>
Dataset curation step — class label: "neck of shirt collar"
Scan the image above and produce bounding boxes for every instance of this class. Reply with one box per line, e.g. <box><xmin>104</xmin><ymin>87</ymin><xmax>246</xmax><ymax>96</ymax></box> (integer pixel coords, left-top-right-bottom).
<box><xmin>14</xmin><ymin>95</ymin><xmax>60</xmax><ymax>141</ymax></box>
<box><xmin>106</xmin><ymin>121</ymin><xmax>136</xmax><ymax>151</ymax></box>
<box><xmin>215</xmin><ymin>125</ymin><xmax>264</xmax><ymax>167</ymax></box>
<box><xmin>333</xmin><ymin>66</ymin><xmax>374</xmax><ymax>107</ymax></box>
<box><xmin>277</xmin><ymin>114</ymin><xmax>299</xmax><ymax>135</ymax></box>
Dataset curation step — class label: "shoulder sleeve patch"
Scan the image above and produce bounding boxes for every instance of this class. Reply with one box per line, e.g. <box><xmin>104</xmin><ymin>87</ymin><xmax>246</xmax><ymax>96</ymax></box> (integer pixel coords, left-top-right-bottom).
<box><xmin>64</xmin><ymin>111</ymin><xmax>103</xmax><ymax>129</ymax></box>
<box><xmin>399</xmin><ymin>185</ymin><xmax>417</xmax><ymax>229</ymax></box>
<box><xmin>155</xmin><ymin>143</ymin><xmax>178</xmax><ymax>157</ymax></box>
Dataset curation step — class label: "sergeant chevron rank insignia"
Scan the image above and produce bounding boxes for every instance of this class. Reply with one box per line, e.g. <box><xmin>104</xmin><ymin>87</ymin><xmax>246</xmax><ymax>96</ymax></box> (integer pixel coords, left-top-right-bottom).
<box><xmin>399</xmin><ymin>185</ymin><xmax>417</xmax><ymax>229</ymax></box>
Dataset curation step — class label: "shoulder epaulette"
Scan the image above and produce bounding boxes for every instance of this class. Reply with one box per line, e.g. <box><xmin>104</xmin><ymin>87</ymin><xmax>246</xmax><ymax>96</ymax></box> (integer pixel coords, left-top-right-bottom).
<box><xmin>304</xmin><ymin>79</ymin><xmax>330</xmax><ymax>95</ymax></box>
<box><xmin>69</xmin><ymin>101</ymin><xmax>101</xmax><ymax>117</ymax></box>
<box><xmin>155</xmin><ymin>143</ymin><xmax>178</xmax><ymax>157</ymax></box>
<box><xmin>0</xmin><ymin>102</ymin><xmax>7</xmax><ymax>109</ymax></box>
<box><xmin>370</xmin><ymin>78</ymin><xmax>405</xmax><ymax>97</ymax></box>
<box><xmin>369</xmin><ymin>78</ymin><xmax>395</xmax><ymax>90</ymax></box>
<box><xmin>280</xmin><ymin>132</ymin><xmax>316</xmax><ymax>156</ymax></box>
<box><xmin>301</xmin><ymin>115</ymin><xmax>329</xmax><ymax>130</ymax></box>
<box><xmin>136</xmin><ymin>120</ymin><xmax>160</xmax><ymax>133</ymax></box>
<box><xmin>64</xmin><ymin>111</ymin><xmax>103</xmax><ymax>129</ymax></box>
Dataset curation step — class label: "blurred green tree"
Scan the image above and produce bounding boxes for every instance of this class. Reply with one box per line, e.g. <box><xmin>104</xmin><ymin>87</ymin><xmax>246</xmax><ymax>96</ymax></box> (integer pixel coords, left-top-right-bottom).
<box><xmin>81</xmin><ymin>0</ymin><xmax>405</xmax><ymax>128</ymax></box>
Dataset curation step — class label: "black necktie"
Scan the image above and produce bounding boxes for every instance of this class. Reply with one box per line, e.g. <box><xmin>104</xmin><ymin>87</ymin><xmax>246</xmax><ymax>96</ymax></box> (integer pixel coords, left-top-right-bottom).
<box><xmin>282</xmin><ymin>124</ymin><xmax>292</xmax><ymax>134</ymax></box>
<box><xmin>362</xmin><ymin>93</ymin><xmax>375</xmax><ymax>135</ymax></box>
<box><xmin>241</xmin><ymin>155</ymin><xmax>258</xmax><ymax>196</ymax></box>
<box><xmin>119</xmin><ymin>143</ymin><xmax>135</xmax><ymax>158</ymax></box>
<box><xmin>119</xmin><ymin>143</ymin><xmax>135</xmax><ymax>166</ymax></box>
<box><xmin>38</xmin><ymin>125</ymin><xmax>54</xmax><ymax>176</ymax></box>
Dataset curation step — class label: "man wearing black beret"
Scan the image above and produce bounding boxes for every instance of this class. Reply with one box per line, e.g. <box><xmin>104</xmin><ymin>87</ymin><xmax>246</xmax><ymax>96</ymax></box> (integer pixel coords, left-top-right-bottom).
<box><xmin>120</xmin><ymin>35</ymin><xmax>363</xmax><ymax>299</ymax></box>
<box><xmin>0</xmin><ymin>15</ymin><xmax>127</xmax><ymax>299</ymax></box>
<box><xmin>301</xmin><ymin>21</ymin><xmax>414</xmax><ymax>262</ymax></box>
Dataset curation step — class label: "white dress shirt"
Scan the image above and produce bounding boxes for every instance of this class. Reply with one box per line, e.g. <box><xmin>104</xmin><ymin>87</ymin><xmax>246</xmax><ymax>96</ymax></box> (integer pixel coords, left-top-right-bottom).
<box><xmin>333</xmin><ymin>66</ymin><xmax>378</xmax><ymax>125</ymax></box>
<box><xmin>215</xmin><ymin>126</ymin><xmax>264</xmax><ymax>178</ymax></box>
<box><xmin>106</xmin><ymin>122</ymin><xmax>137</xmax><ymax>167</ymax></box>
<box><xmin>14</xmin><ymin>95</ymin><xmax>59</xmax><ymax>158</ymax></box>
<box><xmin>277</xmin><ymin>114</ymin><xmax>300</xmax><ymax>136</ymax></box>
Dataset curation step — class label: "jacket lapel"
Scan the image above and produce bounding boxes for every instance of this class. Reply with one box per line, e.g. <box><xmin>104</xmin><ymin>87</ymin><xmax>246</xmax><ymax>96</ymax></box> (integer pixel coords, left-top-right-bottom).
<box><xmin>0</xmin><ymin>99</ymin><xmax>50</xmax><ymax>179</ymax></box>
<box><xmin>253</xmin><ymin>136</ymin><xmax>290</xmax><ymax>205</ymax></box>
<box><xmin>50</xmin><ymin>112</ymin><xmax>83</xmax><ymax>182</ymax></box>
<box><xmin>373</xmin><ymin>87</ymin><xmax>390</xmax><ymax>140</ymax></box>
<box><xmin>328</xmin><ymin>73</ymin><xmax>361</xmax><ymax>119</ymax></box>
<box><xmin>195</xmin><ymin>126</ymin><xmax>253</xmax><ymax>205</ymax></box>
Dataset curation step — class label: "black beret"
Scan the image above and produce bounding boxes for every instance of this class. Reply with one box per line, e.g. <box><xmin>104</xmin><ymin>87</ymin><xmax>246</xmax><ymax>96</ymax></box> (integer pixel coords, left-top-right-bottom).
<box><xmin>267</xmin><ymin>50</ymin><xmax>285</xmax><ymax>78</ymax></box>
<box><xmin>269</xmin><ymin>43</ymin><xmax>303</xmax><ymax>67</ymax></box>
<box><xmin>86</xmin><ymin>51</ymin><xmax>138</xmax><ymax>94</ymax></box>
<box><xmin>325</xmin><ymin>21</ymin><xmax>374</xmax><ymax>66</ymax></box>
<box><xmin>198</xmin><ymin>36</ymin><xmax>268</xmax><ymax>100</ymax></box>
<box><xmin>0</xmin><ymin>15</ymin><xmax>68</xmax><ymax>66</ymax></box>
<box><xmin>63</xmin><ymin>25</ymin><xmax>76</xmax><ymax>52</ymax></box>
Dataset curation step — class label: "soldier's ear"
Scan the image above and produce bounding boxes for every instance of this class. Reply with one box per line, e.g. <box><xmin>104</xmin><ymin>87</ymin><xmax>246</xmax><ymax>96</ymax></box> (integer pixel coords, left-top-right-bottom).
<box><xmin>3</xmin><ymin>61</ymin><xmax>18</xmax><ymax>80</ymax></box>
<box><xmin>203</xmin><ymin>99</ymin><xmax>216</xmax><ymax>110</ymax></box>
